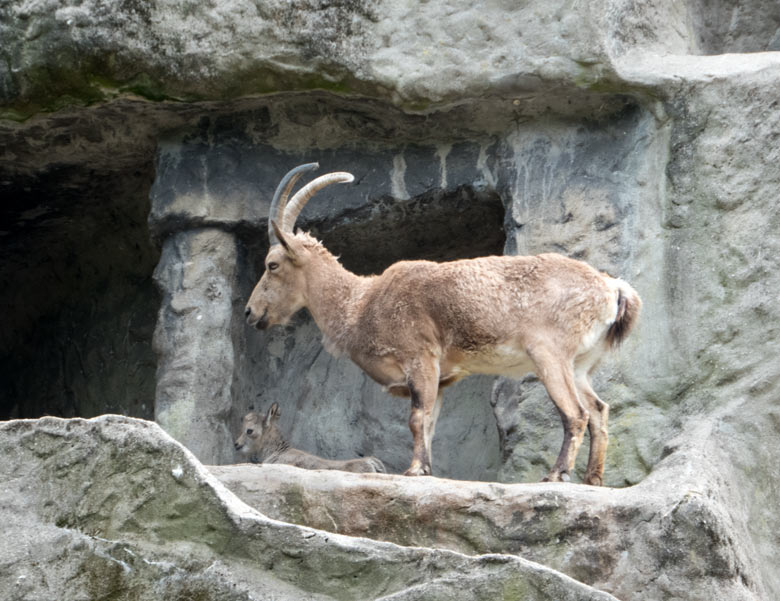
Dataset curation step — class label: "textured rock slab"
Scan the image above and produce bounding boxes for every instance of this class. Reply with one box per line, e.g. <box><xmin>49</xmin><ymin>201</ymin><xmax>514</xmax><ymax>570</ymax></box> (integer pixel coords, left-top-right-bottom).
<box><xmin>0</xmin><ymin>0</ymin><xmax>686</xmax><ymax>116</ymax></box>
<box><xmin>2</xmin><ymin>0</ymin><xmax>776</xmax><ymax>120</ymax></box>
<box><xmin>0</xmin><ymin>415</ymin><xmax>620</xmax><ymax>601</ymax></box>
<box><xmin>213</xmin><ymin>402</ymin><xmax>766</xmax><ymax>601</ymax></box>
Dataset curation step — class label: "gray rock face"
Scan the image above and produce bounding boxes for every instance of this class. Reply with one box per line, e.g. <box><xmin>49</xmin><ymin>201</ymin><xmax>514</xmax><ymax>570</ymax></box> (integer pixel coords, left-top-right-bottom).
<box><xmin>153</xmin><ymin>228</ymin><xmax>241</xmax><ymax>464</ymax></box>
<box><xmin>0</xmin><ymin>415</ymin><xmax>620</xmax><ymax>601</ymax></box>
<box><xmin>0</xmin><ymin>0</ymin><xmax>683</xmax><ymax>114</ymax></box>
<box><xmin>212</xmin><ymin>409</ymin><xmax>765</xmax><ymax>601</ymax></box>
<box><xmin>2</xmin><ymin>0</ymin><xmax>780</xmax><ymax>599</ymax></box>
<box><xmin>687</xmin><ymin>0</ymin><xmax>780</xmax><ymax>53</ymax></box>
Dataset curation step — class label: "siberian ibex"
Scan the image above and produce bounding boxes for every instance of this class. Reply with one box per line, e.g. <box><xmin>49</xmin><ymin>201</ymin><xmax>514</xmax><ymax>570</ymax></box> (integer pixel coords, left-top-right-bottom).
<box><xmin>235</xmin><ymin>403</ymin><xmax>386</xmax><ymax>473</ymax></box>
<box><xmin>245</xmin><ymin>163</ymin><xmax>641</xmax><ymax>485</ymax></box>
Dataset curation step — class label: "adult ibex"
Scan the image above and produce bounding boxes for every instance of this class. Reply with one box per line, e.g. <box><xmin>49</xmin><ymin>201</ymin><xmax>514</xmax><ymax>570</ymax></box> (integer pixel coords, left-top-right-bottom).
<box><xmin>245</xmin><ymin>163</ymin><xmax>641</xmax><ymax>485</ymax></box>
<box><xmin>235</xmin><ymin>403</ymin><xmax>386</xmax><ymax>473</ymax></box>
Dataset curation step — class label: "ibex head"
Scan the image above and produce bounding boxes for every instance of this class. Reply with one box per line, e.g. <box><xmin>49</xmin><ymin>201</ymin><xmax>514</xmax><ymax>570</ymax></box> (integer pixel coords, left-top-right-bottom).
<box><xmin>245</xmin><ymin>163</ymin><xmax>354</xmax><ymax>330</ymax></box>
<box><xmin>234</xmin><ymin>402</ymin><xmax>281</xmax><ymax>456</ymax></box>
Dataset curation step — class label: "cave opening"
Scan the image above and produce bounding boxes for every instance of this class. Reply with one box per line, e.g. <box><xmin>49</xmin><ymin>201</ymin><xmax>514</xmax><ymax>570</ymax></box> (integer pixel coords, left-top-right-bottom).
<box><xmin>0</xmin><ymin>165</ymin><xmax>160</xmax><ymax>421</ymax></box>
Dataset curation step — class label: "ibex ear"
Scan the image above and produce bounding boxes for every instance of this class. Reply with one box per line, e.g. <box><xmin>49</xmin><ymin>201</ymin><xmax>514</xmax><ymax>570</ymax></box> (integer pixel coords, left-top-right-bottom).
<box><xmin>271</xmin><ymin>221</ymin><xmax>299</xmax><ymax>262</ymax></box>
<box><xmin>265</xmin><ymin>402</ymin><xmax>281</xmax><ymax>426</ymax></box>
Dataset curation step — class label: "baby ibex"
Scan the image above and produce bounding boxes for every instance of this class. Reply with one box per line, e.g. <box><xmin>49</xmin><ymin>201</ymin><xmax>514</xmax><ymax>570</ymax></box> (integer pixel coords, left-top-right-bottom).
<box><xmin>234</xmin><ymin>403</ymin><xmax>386</xmax><ymax>473</ymax></box>
<box><xmin>245</xmin><ymin>163</ymin><xmax>641</xmax><ymax>485</ymax></box>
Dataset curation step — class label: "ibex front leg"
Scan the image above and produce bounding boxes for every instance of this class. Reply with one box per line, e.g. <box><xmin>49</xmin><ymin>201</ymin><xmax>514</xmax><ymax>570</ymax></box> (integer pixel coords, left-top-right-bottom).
<box><xmin>423</xmin><ymin>391</ymin><xmax>444</xmax><ymax>471</ymax></box>
<box><xmin>404</xmin><ymin>365</ymin><xmax>440</xmax><ymax>477</ymax></box>
<box><xmin>531</xmin><ymin>347</ymin><xmax>590</xmax><ymax>483</ymax></box>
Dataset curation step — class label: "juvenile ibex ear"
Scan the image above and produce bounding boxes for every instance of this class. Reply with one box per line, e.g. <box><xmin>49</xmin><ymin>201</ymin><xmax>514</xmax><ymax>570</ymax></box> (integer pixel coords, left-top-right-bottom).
<box><xmin>265</xmin><ymin>402</ymin><xmax>281</xmax><ymax>426</ymax></box>
<box><xmin>271</xmin><ymin>221</ymin><xmax>299</xmax><ymax>262</ymax></box>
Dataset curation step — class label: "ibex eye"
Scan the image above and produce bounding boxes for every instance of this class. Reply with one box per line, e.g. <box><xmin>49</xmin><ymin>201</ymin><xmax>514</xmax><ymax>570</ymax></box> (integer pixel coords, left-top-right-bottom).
<box><xmin>246</xmin><ymin>429</ymin><xmax>254</xmax><ymax>435</ymax></box>
<box><xmin>267</xmin><ymin>262</ymin><xmax>279</xmax><ymax>271</ymax></box>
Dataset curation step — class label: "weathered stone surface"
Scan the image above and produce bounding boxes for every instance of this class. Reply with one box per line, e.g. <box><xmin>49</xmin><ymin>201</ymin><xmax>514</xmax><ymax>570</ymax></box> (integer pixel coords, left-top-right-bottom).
<box><xmin>686</xmin><ymin>0</ymin><xmax>780</xmax><ymax>53</ymax></box>
<box><xmin>3</xmin><ymin>0</ymin><xmax>773</xmax><ymax>121</ymax></box>
<box><xmin>0</xmin><ymin>415</ymin><xmax>620</xmax><ymax>601</ymax></box>
<box><xmin>3</xmin><ymin>1</ymin><xmax>780</xmax><ymax>600</ymax></box>
<box><xmin>153</xmin><ymin>228</ymin><xmax>241</xmax><ymax>464</ymax></box>
<box><xmin>0</xmin><ymin>0</ymin><xmax>684</xmax><ymax>117</ymax></box>
<box><xmin>212</xmin><ymin>394</ymin><xmax>772</xmax><ymax>601</ymax></box>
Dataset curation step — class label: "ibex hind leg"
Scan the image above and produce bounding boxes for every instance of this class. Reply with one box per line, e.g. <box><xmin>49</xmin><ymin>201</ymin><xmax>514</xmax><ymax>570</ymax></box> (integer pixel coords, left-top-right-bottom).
<box><xmin>404</xmin><ymin>387</ymin><xmax>429</xmax><ymax>477</ymax></box>
<box><xmin>575</xmin><ymin>373</ymin><xmax>609</xmax><ymax>486</ymax></box>
<box><xmin>530</xmin><ymin>348</ymin><xmax>590</xmax><ymax>483</ymax></box>
<box><xmin>404</xmin><ymin>368</ymin><xmax>440</xmax><ymax>477</ymax></box>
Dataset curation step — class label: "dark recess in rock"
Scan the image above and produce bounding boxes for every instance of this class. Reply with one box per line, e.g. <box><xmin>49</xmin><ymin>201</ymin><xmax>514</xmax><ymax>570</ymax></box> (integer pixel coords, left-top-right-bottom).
<box><xmin>306</xmin><ymin>185</ymin><xmax>506</xmax><ymax>275</ymax></box>
<box><xmin>0</xmin><ymin>165</ymin><xmax>159</xmax><ymax>421</ymax></box>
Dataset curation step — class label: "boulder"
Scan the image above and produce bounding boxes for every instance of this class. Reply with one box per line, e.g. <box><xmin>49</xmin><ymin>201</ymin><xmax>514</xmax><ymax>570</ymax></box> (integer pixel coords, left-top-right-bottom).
<box><xmin>0</xmin><ymin>0</ymin><xmax>684</xmax><ymax>118</ymax></box>
<box><xmin>213</xmin><ymin>397</ymin><xmax>767</xmax><ymax>600</ymax></box>
<box><xmin>0</xmin><ymin>415</ymin><xmax>619</xmax><ymax>601</ymax></box>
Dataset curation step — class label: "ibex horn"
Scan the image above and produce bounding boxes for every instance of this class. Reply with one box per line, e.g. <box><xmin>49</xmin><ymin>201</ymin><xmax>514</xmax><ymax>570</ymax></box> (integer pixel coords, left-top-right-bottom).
<box><xmin>282</xmin><ymin>172</ymin><xmax>355</xmax><ymax>233</ymax></box>
<box><xmin>268</xmin><ymin>162</ymin><xmax>319</xmax><ymax>245</ymax></box>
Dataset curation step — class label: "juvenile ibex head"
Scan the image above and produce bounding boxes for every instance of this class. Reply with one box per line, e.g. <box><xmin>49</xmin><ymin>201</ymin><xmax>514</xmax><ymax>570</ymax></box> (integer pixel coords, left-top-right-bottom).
<box><xmin>245</xmin><ymin>163</ymin><xmax>354</xmax><ymax>330</ymax></box>
<box><xmin>234</xmin><ymin>402</ymin><xmax>282</xmax><ymax>458</ymax></box>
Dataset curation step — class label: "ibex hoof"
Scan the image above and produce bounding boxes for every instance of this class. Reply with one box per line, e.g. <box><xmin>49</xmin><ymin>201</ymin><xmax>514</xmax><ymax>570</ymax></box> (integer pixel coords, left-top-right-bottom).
<box><xmin>585</xmin><ymin>474</ymin><xmax>603</xmax><ymax>486</ymax></box>
<box><xmin>403</xmin><ymin>465</ymin><xmax>431</xmax><ymax>477</ymax></box>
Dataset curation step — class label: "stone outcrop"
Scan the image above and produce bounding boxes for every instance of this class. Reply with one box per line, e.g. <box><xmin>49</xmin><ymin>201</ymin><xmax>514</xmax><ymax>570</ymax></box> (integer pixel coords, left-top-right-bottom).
<box><xmin>0</xmin><ymin>415</ymin><xmax>620</xmax><ymax>601</ymax></box>
<box><xmin>2</xmin><ymin>1</ymin><xmax>780</xmax><ymax>599</ymax></box>
<box><xmin>213</xmin><ymin>399</ymin><xmax>766</xmax><ymax>601</ymax></box>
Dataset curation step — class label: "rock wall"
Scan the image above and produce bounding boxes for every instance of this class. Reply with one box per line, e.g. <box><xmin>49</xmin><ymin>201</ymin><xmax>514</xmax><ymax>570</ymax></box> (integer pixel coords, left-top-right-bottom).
<box><xmin>146</xmin><ymin>102</ymin><xmax>660</xmax><ymax>481</ymax></box>
<box><xmin>2</xmin><ymin>0</ymin><xmax>780</xmax><ymax>599</ymax></box>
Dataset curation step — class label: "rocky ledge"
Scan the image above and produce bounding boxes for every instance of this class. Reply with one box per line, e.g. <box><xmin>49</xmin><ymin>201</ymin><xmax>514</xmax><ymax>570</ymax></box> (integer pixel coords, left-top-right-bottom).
<box><xmin>0</xmin><ymin>410</ymin><xmax>772</xmax><ymax>601</ymax></box>
<box><xmin>0</xmin><ymin>415</ymin><xmax>618</xmax><ymax>601</ymax></box>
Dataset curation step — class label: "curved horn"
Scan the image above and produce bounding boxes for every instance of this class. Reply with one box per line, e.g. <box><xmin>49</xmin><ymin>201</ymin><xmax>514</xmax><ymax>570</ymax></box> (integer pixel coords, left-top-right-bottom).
<box><xmin>268</xmin><ymin>162</ymin><xmax>319</xmax><ymax>244</ymax></box>
<box><xmin>281</xmin><ymin>172</ymin><xmax>355</xmax><ymax>233</ymax></box>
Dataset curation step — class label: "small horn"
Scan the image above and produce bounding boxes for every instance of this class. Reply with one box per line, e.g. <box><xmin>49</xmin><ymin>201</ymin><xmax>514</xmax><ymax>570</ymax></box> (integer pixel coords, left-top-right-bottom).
<box><xmin>267</xmin><ymin>163</ymin><xmax>319</xmax><ymax>245</ymax></box>
<box><xmin>281</xmin><ymin>172</ymin><xmax>355</xmax><ymax>233</ymax></box>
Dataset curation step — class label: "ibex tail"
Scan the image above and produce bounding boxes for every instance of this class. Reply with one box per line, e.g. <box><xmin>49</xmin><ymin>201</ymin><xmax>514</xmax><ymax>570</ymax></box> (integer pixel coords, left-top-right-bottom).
<box><xmin>606</xmin><ymin>283</ymin><xmax>642</xmax><ymax>348</ymax></box>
